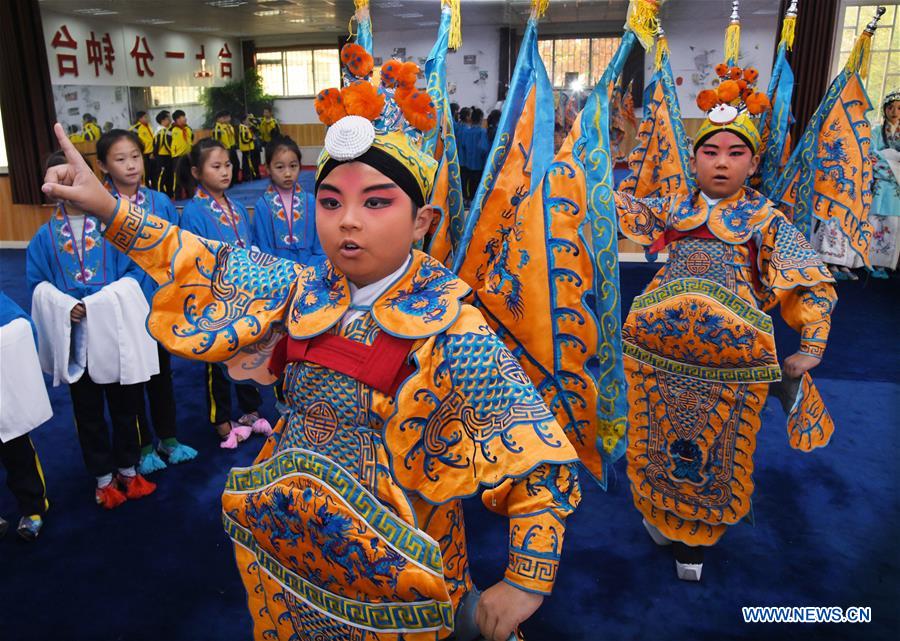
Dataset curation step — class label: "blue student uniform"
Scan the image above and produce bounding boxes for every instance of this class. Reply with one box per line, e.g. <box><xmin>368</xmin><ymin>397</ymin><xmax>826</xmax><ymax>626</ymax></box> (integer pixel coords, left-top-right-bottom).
<box><xmin>252</xmin><ymin>182</ymin><xmax>323</xmax><ymax>263</ymax></box>
<box><xmin>0</xmin><ymin>291</ymin><xmax>36</xmax><ymax>344</ymax></box>
<box><xmin>26</xmin><ymin>209</ymin><xmax>140</xmax><ymax>299</ymax></box>
<box><xmin>107</xmin><ymin>184</ymin><xmax>180</xmax><ymax>301</ymax></box>
<box><xmin>461</xmin><ymin>125</ymin><xmax>489</xmax><ymax>172</ymax></box>
<box><xmin>180</xmin><ymin>188</ymin><xmax>254</xmax><ymax>249</ymax></box>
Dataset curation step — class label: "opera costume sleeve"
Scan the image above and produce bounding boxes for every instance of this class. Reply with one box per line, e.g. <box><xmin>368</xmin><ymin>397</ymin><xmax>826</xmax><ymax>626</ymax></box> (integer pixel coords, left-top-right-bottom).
<box><xmin>613</xmin><ymin>191</ymin><xmax>671</xmax><ymax>247</ymax></box>
<box><xmin>756</xmin><ymin>213</ymin><xmax>837</xmax><ymax>360</ymax></box>
<box><xmin>102</xmin><ymin>198</ymin><xmax>303</xmax><ymax>370</ymax></box>
<box><xmin>382</xmin><ymin>296</ymin><xmax>582</xmax><ymax>596</ymax></box>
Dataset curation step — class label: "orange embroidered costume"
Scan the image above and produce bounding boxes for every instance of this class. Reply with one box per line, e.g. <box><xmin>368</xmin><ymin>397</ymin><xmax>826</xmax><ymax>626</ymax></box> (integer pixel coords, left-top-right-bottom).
<box><xmin>617</xmin><ymin>1</ymin><xmax>838</xmax><ymax>555</ymax></box>
<box><xmin>99</xmin><ymin>3</ymin><xmax>585</xmax><ymax>639</ymax></box>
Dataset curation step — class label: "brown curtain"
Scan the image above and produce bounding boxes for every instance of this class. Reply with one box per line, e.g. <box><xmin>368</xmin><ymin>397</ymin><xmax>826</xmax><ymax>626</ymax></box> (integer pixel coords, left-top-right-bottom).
<box><xmin>775</xmin><ymin>0</ymin><xmax>840</xmax><ymax>141</ymax></box>
<box><xmin>0</xmin><ymin>0</ymin><xmax>57</xmax><ymax>205</ymax></box>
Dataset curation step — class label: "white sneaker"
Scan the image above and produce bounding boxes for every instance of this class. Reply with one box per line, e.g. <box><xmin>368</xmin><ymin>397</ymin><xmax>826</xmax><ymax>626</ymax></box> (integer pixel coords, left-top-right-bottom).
<box><xmin>676</xmin><ymin>561</ymin><xmax>703</xmax><ymax>582</ymax></box>
<box><xmin>642</xmin><ymin>518</ymin><xmax>671</xmax><ymax>546</ymax></box>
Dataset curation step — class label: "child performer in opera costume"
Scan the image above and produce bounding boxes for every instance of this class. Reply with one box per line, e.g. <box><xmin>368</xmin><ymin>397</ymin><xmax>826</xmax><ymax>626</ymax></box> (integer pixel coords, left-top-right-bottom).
<box><xmin>29</xmin><ymin>152</ymin><xmax>159</xmax><ymax>510</ymax></box>
<box><xmin>615</xmin><ymin>6</ymin><xmax>838</xmax><ymax>581</ymax></box>
<box><xmin>41</xmin><ymin>29</ymin><xmax>587</xmax><ymax>636</ymax></box>
<box><xmin>178</xmin><ymin>138</ymin><xmax>272</xmax><ymax>448</ymax></box>
<box><xmin>96</xmin><ymin>129</ymin><xmax>197</xmax><ymax>474</ymax></box>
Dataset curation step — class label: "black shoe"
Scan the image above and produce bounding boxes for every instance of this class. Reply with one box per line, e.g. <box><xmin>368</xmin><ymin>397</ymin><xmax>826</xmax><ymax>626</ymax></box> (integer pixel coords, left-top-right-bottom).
<box><xmin>0</xmin><ymin>515</ymin><xmax>7</xmax><ymax>538</ymax></box>
<box><xmin>16</xmin><ymin>515</ymin><xmax>43</xmax><ymax>541</ymax></box>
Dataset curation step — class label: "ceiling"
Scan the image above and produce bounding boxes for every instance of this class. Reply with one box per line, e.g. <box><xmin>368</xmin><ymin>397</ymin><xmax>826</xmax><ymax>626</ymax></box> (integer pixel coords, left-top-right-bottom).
<box><xmin>38</xmin><ymin>1</ymin><xmax>781</xmax><ymax>39</ymax></box>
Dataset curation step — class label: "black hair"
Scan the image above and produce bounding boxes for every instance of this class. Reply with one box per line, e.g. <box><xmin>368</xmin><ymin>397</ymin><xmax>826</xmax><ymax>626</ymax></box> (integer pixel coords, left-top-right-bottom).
<box><xmin>156</xmin><ymin>110</ymin><xmax>171</xmax><ymax>124</ymax></box>
<box><xmin>265</xmin><ymin>135</ymin><xmax>302</xmax><ymax>166</ymax></box>
<box><xmin>450</xmin><ymin>102</ymin><xmax>459</xmax><ymax>119</ymax></box>
<box><xmin>177</xmin><ymin>138</ymin><xmax>229</xmax><ymax>193</ymax></box>
<box><xmin>135</xmin><ymin>110</ymin><xmax>147</xmax><ymax>120</ymax></box>
<box><xmin>97</xmin><ymin>129</ymin><xmax>143</xmax><ymax>163</ymax></box>
<box><xmin>82</xmin><ymin>113</ymin><xmax>94</xmax><ymax>122</ymax></box>
<box><xmin>215</xmin><ymin>109</ymin><xmax>230</xmax><ymax>120</ymax></box>
<box><xmin>487</xmin><ymin>109</ymin><xmax>501</xmax><ymax>141</ymax></box>
<box><xmin>172</xmin><ymin>110</ymin><xmax>186</xmax><ymax>120</ymax></box>
<box><xmin>459</xmin><ymin>107</ymin><xmax>471</xmax><ymax>122</ymax></box>
<box><xmin>44</xmin><ymin>149</ymin><xmax>90</xmax><ymax>173</ymax></box>
<box><xmin>471</xmin><ymin>108</ymin><xmax>484</xmax><ymax>125</ymax></box>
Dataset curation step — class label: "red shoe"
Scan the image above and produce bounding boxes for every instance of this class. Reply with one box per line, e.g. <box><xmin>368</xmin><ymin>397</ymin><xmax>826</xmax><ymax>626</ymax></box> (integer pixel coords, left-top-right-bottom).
<box><xmin>95</xmin><ymin>483</ymin><xmax>127</xmax><ymax>509</ymax></box>
<box><xmin>117</xmin><ymin>473</ymin><xmax>157</xmax><ymax>500</ymax></box>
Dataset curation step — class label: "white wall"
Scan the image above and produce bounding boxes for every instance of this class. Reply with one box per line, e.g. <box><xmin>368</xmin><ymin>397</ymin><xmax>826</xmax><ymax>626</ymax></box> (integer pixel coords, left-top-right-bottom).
<box><xmin>53</xmin><ymin>85</ymin><xmax>131</xmax><ymax>133</ymax></box>
<box><xmin>652</xmin><ymin>3</ymin><xmax>781</xmax><ymax>119</ymax></box>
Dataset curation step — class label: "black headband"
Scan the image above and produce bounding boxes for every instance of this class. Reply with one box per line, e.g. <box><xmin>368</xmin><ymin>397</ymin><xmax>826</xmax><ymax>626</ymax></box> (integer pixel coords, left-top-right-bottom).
<box><xmin>315</xmin><ymin>146</ymin><xmax>426</xmax><ymax>208</ymax></box>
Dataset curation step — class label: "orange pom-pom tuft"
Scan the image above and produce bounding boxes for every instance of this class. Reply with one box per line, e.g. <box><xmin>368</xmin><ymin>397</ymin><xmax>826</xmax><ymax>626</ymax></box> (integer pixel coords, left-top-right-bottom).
<box><xmin>340</xmin><ymin>82</ymin><xmax>385</xmax><ymax>122</ymax></box>
<box><xmin>728</xmin><ymin>66</ymin><xmax>743</xmax><ymax>80</ymax></box>
<box><xmin>737</xmin><ymin>79</ymin><xmax>748</xmax><ymax>92</ymax></box>
<box><xmin>743</xmin><ymin>67</ymin><xmax>759</xmax><ymax>84</ymax></box>
<box><xmin>697</xmin><ymin>89</ymin><xmax>719</xmax><ymax>112</ymax></box>
<box><xmin>717</xmin><ymin>80</ymin><xmax>741</xmax><ymax>103</ymax></box>
<box><xmin>741</xmin><ymin>86</ymin><xmax>753</xmax><ymax>100</ymax></box>
<box><xmin>340</xmin><ymin>43</ymin><xmax>374</xmax><ymax>78</ymax></box>
<box><xmin>715</xmin><ymin>63</ymin><xmax>730</xmax><ymax>78</ymax></box>
<box><xmin>314</xmin><ymin>88</ymin><xmax>347</xmax><ymax>126</ymax></box>
<box><xmin>745</xmin><ymin>92</ymin><xmax>771</xmax><ymax>115</ymax></box>
<box><xmin>381</xmin><ymin>59</ymin><xmax>407</xmax><ymax>88</ymax></box>
<box><xmin>396</xmin><ymin>88</ymin><xmax>437</xmax><ymax>132</ymax></box>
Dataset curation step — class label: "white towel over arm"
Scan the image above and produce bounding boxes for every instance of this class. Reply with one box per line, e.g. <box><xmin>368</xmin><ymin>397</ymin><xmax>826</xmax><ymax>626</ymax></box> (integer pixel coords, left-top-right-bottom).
<box><xmin>0</xmin><ymin>317</ymin><xmax>54</xmax><ymax>442</ymax></box>
<box><xmin>82</xmin><ymin>277</ymin><xmax>159</xmax><ymax>385</ymax></box>
<box><xmin>30</xmin><ymin>281</ymin><xmax>86</xmax><ymax>387</ymax></box>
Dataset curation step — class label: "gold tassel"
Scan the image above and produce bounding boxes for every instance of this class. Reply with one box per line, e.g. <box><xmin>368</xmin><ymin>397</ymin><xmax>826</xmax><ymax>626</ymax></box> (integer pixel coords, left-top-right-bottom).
<box><xmin>655</xmin><ymin>35</ymin><xmax>670</xmax><ymax>71</ymax></box>
<box><xmin>845</xmin><ymin>31</ymin><xmax>872</xmax><ymax>77</ymax></box>
<box><xmin>724</xmin><ymin>21</ymin><xmax>741</xmax><ymax>66</ymax></box>
<box><xmin>780</xmin><ymin>15</ymin><xmax>796</xmax><ymax>51</ymax></box>
<box><xmin>353</xmin><ymin>0</ymin><xmax>369</xmax><ymax>10</ymax></box>
<box><xmin>444</xmin><ymin>0</ymin><xmax>462</xmax><ymax>50</ymax></box>
<box><xmin>627</xmin><ymin>0</ymin><xmax>661</xmax><ymax>51</ymax></box>
<box><xmin>532</xmin><ymin>0</ymin><xmax>550</xmax><ymax>19</ymax></box>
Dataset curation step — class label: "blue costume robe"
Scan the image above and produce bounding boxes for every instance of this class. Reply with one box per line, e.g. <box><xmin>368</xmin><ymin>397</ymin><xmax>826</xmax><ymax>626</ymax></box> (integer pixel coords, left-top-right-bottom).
<box><xmin>251</xmin><ymin>182</ymin><xmax>322</xmax><ymax>262</ymax></box>
<box><xmin>26</xmin><ymin>208</ymin><xmax>139</xmax><ymax>298</ymax></box>
<box><xmin>180</xmin><ymin>188</ymin><xmax>253</xmax><ymax>249</ymax></box>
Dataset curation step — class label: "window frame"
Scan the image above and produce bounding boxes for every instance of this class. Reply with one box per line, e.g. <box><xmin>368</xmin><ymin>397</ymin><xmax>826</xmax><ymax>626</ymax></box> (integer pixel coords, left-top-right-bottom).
<box><xmin>537</xmin><ymin>33</ymin><xmax>625</xmax><ymax>91</ymax></box>
<box><xmin>254</xmin><ymin>44</ymin><xmax>342</xmax><ymax>99</ymax></box>
<box><xmin>831</xmin><ymin>1</ymin><xmax>900</xmax><ymax>111</ymax></box>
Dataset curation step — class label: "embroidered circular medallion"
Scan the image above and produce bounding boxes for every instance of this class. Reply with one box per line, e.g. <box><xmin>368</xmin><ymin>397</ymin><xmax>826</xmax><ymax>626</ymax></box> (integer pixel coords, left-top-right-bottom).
<box><xmin>686</xmin><ymin>251</ymin><xmax>712</xmax><ymax>275</ymax></box>
<box><xmin>496</xmin><ymin>350</ymin><xmax>531</xmax><ymax>386</ymax></box>
<box><xmin>303</xmin><ymin>401</ymin><xmax>339</xmax><ymax>445</ymax></box>
<box><xmin>676</xmin><ymin>390</ymin><xmax>700</xmax><ymax>412</ymax></box>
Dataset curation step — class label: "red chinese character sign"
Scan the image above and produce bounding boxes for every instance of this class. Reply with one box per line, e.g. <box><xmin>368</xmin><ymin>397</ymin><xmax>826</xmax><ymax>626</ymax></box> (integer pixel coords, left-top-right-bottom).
<box><xmin>51</xmin><ymin>25</ymin><xmax>79</xmax><ymax>78</ymax></box>
<box><xmin>218</xmin><ymin>43</ymin><xmax>233</xmax><ymax>78</ymax></box>
<box><xmin>130</xmin><ymin>36</ymin><xmax>155</xmax><ymax>77</ymax></box>
<box><xmin>86</xmin><ymin>32</ymin><xmax>116</xmax><ymax>76</ymax></box>
<box><xmin>44</xmin><ymin>11</ymin><xmax>241</xmax><ymax>87</ymax></box>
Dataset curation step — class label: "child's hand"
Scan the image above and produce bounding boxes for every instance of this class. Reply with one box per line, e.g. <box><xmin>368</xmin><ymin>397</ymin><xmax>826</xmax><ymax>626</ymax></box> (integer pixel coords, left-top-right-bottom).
<box><xmin>42</xmin><ymin>123</ymin><xmax>118</xmax><ymax>222</ymax></box>
<box><xmin>70</xmin><ymin>303</ymin><xmax>86</xmax><ymax>323</ymax></box>
<box><xmin>783</xmin><ymin>352</ymin><xmax>820</xmax><ymax>378</ymax></box>
<box><xmin>476</xmin><ymin>581</ymin><xmax>543</xmax><ymax>641</ymax></box>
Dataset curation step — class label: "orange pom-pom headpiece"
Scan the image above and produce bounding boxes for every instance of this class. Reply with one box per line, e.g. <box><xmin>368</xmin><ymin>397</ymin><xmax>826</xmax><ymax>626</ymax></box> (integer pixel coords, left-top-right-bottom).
<box><xmin>314</xmin><ymin>88</ymin><xmax>347</xmax><ymax>126</ymax></box>
<box><xmin>695</xmin><ymin>61</ymin><xmax>769</xmax><ymax>153</ymax></box>
<box><xmin>396</xmin><ymin>89</ymin><xmax>437</xmax><ymax>132</ymax></box>
<box><xmin>340</xmin><ymin>43</ymin><xmax>374</xmax><ymax>78</ymax></box>
<box><xmin>341</xmin><ymin>82</ymin><xmax>385</xmax><ymax>121</ymax></box>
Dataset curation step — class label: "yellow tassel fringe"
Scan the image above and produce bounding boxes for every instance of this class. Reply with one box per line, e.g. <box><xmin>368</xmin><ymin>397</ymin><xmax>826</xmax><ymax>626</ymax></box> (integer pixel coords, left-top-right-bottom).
<box><xmin>444</xmin><ymin>0</ymin><xmax>462</xmax><ymax>50</ymax></box>
<box><xmin>780</xmin><ymin>15</ymin><xmax>796</xmax><ymax>51</ymax></box>
<box><xmin>627</xmin><ymin>0</ymin><xmax>661</xmax><ymax>51</ymax></box>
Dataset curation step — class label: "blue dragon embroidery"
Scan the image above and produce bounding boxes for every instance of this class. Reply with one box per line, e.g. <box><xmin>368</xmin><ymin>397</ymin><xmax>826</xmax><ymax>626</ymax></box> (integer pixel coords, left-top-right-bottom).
<box><xmin>384</xmin><ymin>260</ymin><xmax>456</xmax><ymax>323</ymax></box>
<box><xmin>307</xmin><ymin>504</ymin><xmax>407</xmax><ymax>589</ymax></box>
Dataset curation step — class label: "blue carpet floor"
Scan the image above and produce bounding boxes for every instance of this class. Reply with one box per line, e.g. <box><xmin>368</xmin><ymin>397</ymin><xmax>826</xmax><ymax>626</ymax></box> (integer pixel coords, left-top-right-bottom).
<box><xmin>0</xmin><ymin>250</ymin><xmax>897</xmax><ymax>641</ymax></box>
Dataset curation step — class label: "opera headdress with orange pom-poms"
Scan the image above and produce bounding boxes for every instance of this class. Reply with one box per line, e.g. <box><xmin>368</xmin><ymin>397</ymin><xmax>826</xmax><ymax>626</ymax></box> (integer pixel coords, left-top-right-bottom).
<box><xmin>694</xmin><ymin>1</ymin><xmax>771</xmax><ymax>153</ymax></box>
<box><xmin>313</xmin><ymin>43</ymin><xmax>439</xmax><ymax>207</ymax></box>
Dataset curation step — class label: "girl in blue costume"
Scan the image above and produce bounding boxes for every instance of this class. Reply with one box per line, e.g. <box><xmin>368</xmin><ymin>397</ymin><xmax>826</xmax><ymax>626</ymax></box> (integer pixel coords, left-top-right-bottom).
<box><xmin>97</xmin><ymin>129</ymin><xmax>198</xmax><ymax>474</ymax></box>
<box><xmin>251</xmin><ymin>135</ymin><xmax>322</xmax><ymax>263</ymax></box>
<box><xmin>27</xmin><ymin>151</ymin><xmax>157</xmax><ymax>509</ymax></box>
<box><xmin>179</xmin><ymin>138</ymin><xmax>271</xmax><ymax>447</ymax></box>
<box><xmin>869</xmin><ymin>90</ymin><xmax>900</xmax><ymax>276</ymax></box>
